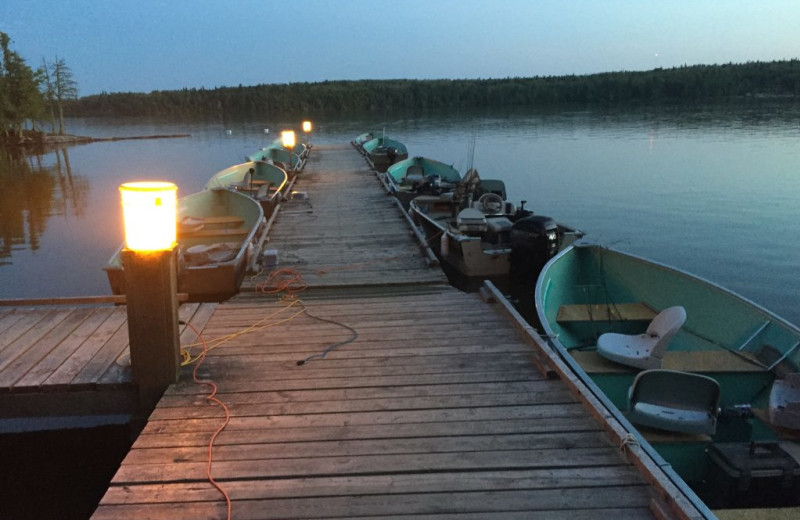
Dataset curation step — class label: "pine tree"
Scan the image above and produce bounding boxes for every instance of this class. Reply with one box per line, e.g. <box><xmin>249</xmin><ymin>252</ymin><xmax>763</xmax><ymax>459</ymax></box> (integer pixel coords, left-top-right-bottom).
<box><xmin>0</xmin><ymin>31</ymin><xmax>45</xmax><ymax>140</ymax></box>
<box><xmin>50</xmin><ymin>56</ymin><xmax>78</xmax><ymax>135</ymax></box>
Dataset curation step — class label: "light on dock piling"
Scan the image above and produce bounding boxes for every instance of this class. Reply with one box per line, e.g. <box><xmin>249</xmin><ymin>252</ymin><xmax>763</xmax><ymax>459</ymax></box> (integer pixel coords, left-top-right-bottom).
<box><xmin>281</xmin><ymin>130</ymin><xmax>296</xmax><ymax>149</ymax></box>
<box><xmin>120</xmin><ymin>182</ymin><xmax>177</xmax><ymax>251</ymax></box>
<box><xmin>302</xmin><ymin>121</ymin><xmax>313</xmax><ymax>147</ymax></box>
<box><xmin>119</xmin><ymin>181</ymin><xmax>181</xmax><ymax>417</ymax></box>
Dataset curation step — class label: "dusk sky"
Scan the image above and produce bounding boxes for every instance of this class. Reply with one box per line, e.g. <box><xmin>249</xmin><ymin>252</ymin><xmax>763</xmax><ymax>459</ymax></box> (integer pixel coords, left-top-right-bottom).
<box><xmin>2</xmin><ymin>0</ymin><xmax>799</xmax><ymax>97</ymax></box>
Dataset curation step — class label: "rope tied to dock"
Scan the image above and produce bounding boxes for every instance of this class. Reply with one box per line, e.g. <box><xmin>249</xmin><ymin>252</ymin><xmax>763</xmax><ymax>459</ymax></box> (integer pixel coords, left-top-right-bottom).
<box><xmin>619</xmin><ymin>432</ymin><xmax>640</xmax><ymax>454</ymax></box>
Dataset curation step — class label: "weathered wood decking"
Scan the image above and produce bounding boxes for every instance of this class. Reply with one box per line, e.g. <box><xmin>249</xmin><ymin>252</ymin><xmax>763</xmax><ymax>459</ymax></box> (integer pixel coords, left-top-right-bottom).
<box><xmin>87</xmin><ymin>145</ymin><xmax>704</xmax><ymax>519</ymax></box>
<box><xmin>240</xmin><ymin>144</ymin><xmax>446</xmax><ymax>291</ymax></box>
<box><xmin>94</xmin><ymin>291</ymin><xmax>660</xmax><ymax>519</ymax></box>
<box><xmin>0</xmin><ymin>302</ymin><xmax>215</xmax><ymax>429</ymax></box>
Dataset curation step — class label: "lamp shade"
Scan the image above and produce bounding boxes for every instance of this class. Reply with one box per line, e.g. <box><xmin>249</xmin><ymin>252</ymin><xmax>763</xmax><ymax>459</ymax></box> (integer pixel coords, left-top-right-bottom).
<box><xmin>120</xmin><ymin>181</ymin><xmax>177</xmax><ymax>251</ymax></box>
<box><xmin>302</xmin><ymin>121</ymin><xmax>312</xmax><ymax>133</ymax></box>
<box><xmin>281</xmin><ymin>130</ymin><xmax>296</xmax><ymax>149</ymax></box>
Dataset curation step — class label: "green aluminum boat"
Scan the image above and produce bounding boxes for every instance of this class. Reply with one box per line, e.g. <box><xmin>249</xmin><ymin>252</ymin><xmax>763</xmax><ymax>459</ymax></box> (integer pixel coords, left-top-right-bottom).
<box><xmin>362</xmin><ymin>136</ymin><xmax>408</xmax><ymax>172</ymax></box>
<box><xmin>385</xmin><ymin>156</ymin><xmax>462</xmax><ymax>208</ymax></box>
<box><xmin>246</xmin><ymin>144</ymin><xmax>304</xmax><ymax>175</ymax></box>
<box><xmin>351</xmin><ymin>131</ymin><xmax>380</xmax><ymax>153</ymax></box>
<box><xmin>205</xmin><ymin>160</ymin><xmax>288</xmax><ymax>217</ymax></box>
<box><xmin>535</xmin><ymin>241</ymin><xmax>800</xmax><ymax>514</ymax></box>
<box><xmin>105</xmin><ymin>188</ymin><xmax>265</xmax><ymax>302</ymax></box>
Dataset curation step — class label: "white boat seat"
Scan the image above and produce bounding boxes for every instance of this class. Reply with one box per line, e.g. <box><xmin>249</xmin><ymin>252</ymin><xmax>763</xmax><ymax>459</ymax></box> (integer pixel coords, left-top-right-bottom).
<box><xmin>769</xmin><ymin>373</ymin><xmax>800</xmax><ymax>430</ymax></box>
<box><xmin>597</xmin><ymin>306</ymin><xmax>686</xmax><ymax>369</ymax></box>
<box><xmin>456</xmin><ymin>207</ymin><xmax>488</xmax><ymax>233</ymax></box>
<box><xmin>627</xmin><ymin>369</ymin><xmax>720</xmax><ymax>435</ymax></box>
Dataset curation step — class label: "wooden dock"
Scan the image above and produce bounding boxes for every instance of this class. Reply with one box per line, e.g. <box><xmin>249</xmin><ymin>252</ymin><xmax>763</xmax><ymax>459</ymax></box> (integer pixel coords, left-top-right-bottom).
<box><xmin>88</xmin><ymin>145</ymin><xmax>705</xmax><ymax>519</ymax></box>
<box><xmin>0</xmin><ymin>144</ymin><xmax>707</xmax><ymax>518</ymax></box>
<box><xmin>240</xmin><ymin>143</ymin><xmax>446</xmax><ymax>290</ymax></box>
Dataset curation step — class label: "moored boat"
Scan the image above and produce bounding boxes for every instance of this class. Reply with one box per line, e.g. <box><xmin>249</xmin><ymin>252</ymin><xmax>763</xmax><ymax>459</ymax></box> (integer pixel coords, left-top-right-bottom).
<box><xmin>246</xmin><ymin>143</ymin><xmax>305</xmax><ymax>175</ymax></box>
<box><xmin>535</xmin><ymin>241</ymin><xmax>800</xmax><ymax>512</ymax></box>
<box><xmin>362</xmin><ymin>136</ymin><xmax>408</xmax><ymax>172</ymax></box>
<box><xmin>411</xmin><ymin>171</ymin><xmax>582</xmax><ymax>281</ymax></box>
<box><xmin>204</xmin><ymin>160</ymin><xmax>288</xmax><ymax>217</ymax></box>
<box><xmin>104</xmin><ymin>188</ymin><xmax>265</xmax><ymax>302</ymax></box>
<box><xmin>385</xmin><ymin>156</ymin><xmax>462</xmax><ymax>208</ymax></box>
<box><xmin>351</xmin><ymin>131</ymin><xmax>379</xmax><ymax>153</ymax></box>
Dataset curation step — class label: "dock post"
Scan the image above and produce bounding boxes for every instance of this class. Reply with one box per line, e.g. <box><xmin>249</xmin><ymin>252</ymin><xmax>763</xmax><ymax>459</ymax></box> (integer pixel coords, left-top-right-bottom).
<box><xmin>122</xmin><ymin>247</ymin><xmax>181</xmax><ymax>415</ymax></box>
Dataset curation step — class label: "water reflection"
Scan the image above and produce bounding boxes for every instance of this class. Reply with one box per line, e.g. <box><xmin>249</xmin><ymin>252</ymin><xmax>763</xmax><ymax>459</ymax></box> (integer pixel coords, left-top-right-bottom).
<box><xmin>0</xmin><ymin>103</ymin><xmax>797</xmax><ymax>325</ymax></box>
<box><xmin>0</xmin><ymin>148</ymin><xmax>89</xmax><ymax>267</ymax></box>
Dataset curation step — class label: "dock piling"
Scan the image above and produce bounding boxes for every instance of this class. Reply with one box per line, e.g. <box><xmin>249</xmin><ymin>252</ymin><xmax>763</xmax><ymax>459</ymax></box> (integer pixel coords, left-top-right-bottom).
<box><xmin>121</xmin><ymin>248</ymin><xmax>181</xmax><ymax>414</ymax></box>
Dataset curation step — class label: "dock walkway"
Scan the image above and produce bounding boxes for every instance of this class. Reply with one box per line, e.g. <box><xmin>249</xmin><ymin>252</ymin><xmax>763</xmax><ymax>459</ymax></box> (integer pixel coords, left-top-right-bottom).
<box><xmin>14</xmin><ymin>144</ymin><xmax>701</xmax><ymax>519</ymax></box>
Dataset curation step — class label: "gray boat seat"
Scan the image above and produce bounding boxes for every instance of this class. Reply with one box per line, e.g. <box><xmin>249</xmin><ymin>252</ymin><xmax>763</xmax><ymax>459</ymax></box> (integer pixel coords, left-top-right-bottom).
<box><xmin>456</xmin><ymin>207</ymin><xmax>487</xmax><ymax>234</ymax></box>
<box><xmin>256</xmin><ymin>183</ymin><xmax>272</xmax><ymax>199</ymax></box>
<box><xmin>597</xmin><ymin>306</ymin><xmax>686</xmax><ymax>369</ymax></box>
<box><xmin>769</xmin><ymin>373</ymin><xmax>800</xmax><ymax>430</ymax></box>
<box><xmin>405</xmin><ymin>164</ymin><xmax>424</xmax><ymax>182</ymax></box>
<box><xmin>485</xmin><ymin>217</ymin><xmax>514</xmax><ymax>243</ymax></box>
<box><xmin>627</xmin><ymin>369</ymin><xmax>720</xmax><ymax>435</ymax></box>
<box><xmin>486</xmin><ymin>217</ymin><xmax>513</xmax><ymax>233</ymax></box>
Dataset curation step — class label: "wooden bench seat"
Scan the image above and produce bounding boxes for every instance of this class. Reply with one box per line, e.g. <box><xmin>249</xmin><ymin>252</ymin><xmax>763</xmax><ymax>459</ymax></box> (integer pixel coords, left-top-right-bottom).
<box><xmin>194</xmin><ymin>215</ymin><xmax>244</xmax><ymax>226</ymax></box>
<box><xmin>178</xmin><ymin>226</ymin><xmax>249</xmax><ymax>238</ymax></box>
<box><xmin>557</xmin><ymin>302</ymin><xmax>657</xmax><ymax>323</ymax></box>
<box><xmin>572</xmin><ymin>349</ymin><xmax>766</xmax><ymax>374</ymax></box>
<box><xmin>635</xmin><ymin>425</ymin><xmax>712</xmax><ymax>444</ymax></box>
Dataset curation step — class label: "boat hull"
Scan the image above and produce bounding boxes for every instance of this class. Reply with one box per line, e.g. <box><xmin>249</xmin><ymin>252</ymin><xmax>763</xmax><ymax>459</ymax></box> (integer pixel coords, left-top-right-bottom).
<box><xmin>362</xmin><ymin>136</ymin><xmax>408</xmax><ymax>172</ymax></box>
<box><xmin>368</xmin><ymin>150</ymin><xmax>409</xmax><ymax>172</ymax></box>
<box><xmin>105</xmin><ymin>189</ymin><xmax>265</xmax><ymax>302</ymax></box>
<box><xmin>205</xmin><ymin>161</ymin><xmax>288</xmax><ymax>218</ymax></box>
<box><xmin>385</xmin><ymin>156</ymin><xmax>462</xmax><ymax>208</ymax></box>
<box><xmin>414</xmin><ymin>209</ymin><xmax>511</xmax><ymax>277</ymax></box>
<box><xmin>246</xmin><ymin>146</ymin><xmax>304</xmax><ymax>177</ymax></box>
<box><xmin>534</xmin><ymin>242</ymin><xmax>800</xmax><ymax>510</ymax></box>
<box><xmin>411</xmin><ymin>196</ymin><xmax>582</xmax><ymax>279</ymax></box>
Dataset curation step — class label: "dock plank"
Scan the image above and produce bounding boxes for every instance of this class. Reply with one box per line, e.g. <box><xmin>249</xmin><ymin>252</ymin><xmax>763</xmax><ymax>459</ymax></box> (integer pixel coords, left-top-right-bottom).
<box><xmin>13</xmin><ymin>307</ymin><xmax>115</xmax><ymax>388</ymax></box>
<box><xmin>0</xmin><ymin>308</ymin><xmax>73</xmax><ymax>374</ymax></box>
<box><xmin>43</xmin><ymin>308</ymin><xmax>128</xmax><ymax>386</ymax></box>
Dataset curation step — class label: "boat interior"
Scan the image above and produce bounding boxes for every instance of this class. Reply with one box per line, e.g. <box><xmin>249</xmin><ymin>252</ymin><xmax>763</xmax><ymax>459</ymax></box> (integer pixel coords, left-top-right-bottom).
<box><xmin>538</xmin><ymin>244</ymin><xmax>800</xmax><ymax>509</ymax></box>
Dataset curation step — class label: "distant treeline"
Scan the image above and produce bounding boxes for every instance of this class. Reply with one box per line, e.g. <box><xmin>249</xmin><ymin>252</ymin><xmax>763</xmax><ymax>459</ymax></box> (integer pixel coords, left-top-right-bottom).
<box><xmin>67</xmin><ymin>60</ymin><xmax>800</xmax><ymax>118</ymax></box>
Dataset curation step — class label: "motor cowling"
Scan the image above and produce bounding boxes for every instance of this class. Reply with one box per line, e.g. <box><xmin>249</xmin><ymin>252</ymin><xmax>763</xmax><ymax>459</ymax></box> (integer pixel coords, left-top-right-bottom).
<box><xmin>509</xmin><ymin>215</ymin><xmax>560</xmax><ymax>320</ymax></box>
<box><xmin>510</xmin><ymin>215</ymin><xmax>560</xmax><ymax>260</ymax></box>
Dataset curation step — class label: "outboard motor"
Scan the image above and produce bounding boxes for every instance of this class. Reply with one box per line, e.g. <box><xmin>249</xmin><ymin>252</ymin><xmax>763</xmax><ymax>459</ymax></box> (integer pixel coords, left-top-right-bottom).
<box><xmin>509</xmin><ymin>215</ymin><xmax>560</xmax><ymax>320</ymax></box>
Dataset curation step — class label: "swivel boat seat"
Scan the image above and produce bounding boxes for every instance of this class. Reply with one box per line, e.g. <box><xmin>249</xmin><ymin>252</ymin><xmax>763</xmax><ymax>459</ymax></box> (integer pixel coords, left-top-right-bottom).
<box><xmin>597</xmin><ymin>306</ymin><xmax>686</xmax><ymax>370</ymax></box>
<box><xmin>627</xmin><ymin>369</ymin><xmax>720</xmax><ymax>435</ymax></box>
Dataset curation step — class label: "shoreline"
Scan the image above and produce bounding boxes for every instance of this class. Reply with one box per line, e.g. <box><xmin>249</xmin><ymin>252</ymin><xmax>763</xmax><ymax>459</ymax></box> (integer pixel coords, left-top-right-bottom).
<box><xmin>2</xmin><ymin>132</ymin><xmax>191</xmax><ymax>149</ymax></box>
<box><xmin>42</xmin><ymin>133</ymin><xmax>191</xmax><ymax>145</ymax></box>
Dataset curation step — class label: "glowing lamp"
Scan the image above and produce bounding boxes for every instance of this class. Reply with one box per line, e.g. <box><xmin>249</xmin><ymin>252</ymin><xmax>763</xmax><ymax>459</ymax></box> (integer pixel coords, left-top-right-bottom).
<box><xmin>120</xmin><ymin>181</ymin><xmax>177</xmax><ymax>251</ymax></box>
<box><xmin>302</xmin><ymin>120</ymin><xmax>312</xmax><ymax>133</ymax></box>
<box><xmin>281</xmin><ymin>130</ymin><xmax>296</xmax><ymax>149</ymax></box>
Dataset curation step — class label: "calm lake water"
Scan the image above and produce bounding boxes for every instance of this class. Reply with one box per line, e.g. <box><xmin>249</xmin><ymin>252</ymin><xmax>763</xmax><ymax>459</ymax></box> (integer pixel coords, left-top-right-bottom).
<box><xmin>1</xmin><ymin>103</ymin><xmax>799</xmax><ymax>325</ymax></box>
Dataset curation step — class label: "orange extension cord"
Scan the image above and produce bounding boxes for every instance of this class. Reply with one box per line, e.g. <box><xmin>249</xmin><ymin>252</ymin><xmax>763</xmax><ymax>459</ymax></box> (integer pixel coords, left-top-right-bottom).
<box><xmin>185</xmin><ymin>321</ymin><xmax>232</xmax><ymax>520</ymax></box>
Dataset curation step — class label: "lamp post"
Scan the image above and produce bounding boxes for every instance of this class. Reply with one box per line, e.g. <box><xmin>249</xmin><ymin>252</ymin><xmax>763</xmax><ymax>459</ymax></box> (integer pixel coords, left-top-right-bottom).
<box><xmin>302</xmin><ymin>120</ymin><xmax>312</xmax><ymax>148</ymax></box>
<box><xmin>119</xmin><ymin>181</ymin><xmax>181</xmax><ymax>415</ymax></box>
<box><xmin>281</xmin><ymin>130</ymin><xmax>296</xmax><ymax>170</ymax></box>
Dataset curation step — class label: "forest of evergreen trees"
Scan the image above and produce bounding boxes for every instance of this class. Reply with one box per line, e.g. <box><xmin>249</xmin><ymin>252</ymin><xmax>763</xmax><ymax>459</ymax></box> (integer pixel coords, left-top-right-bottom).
<box><xmin>68</xmin><ymin>60</ymin><xmax>800</xmax><ymax>118</ymax></box>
